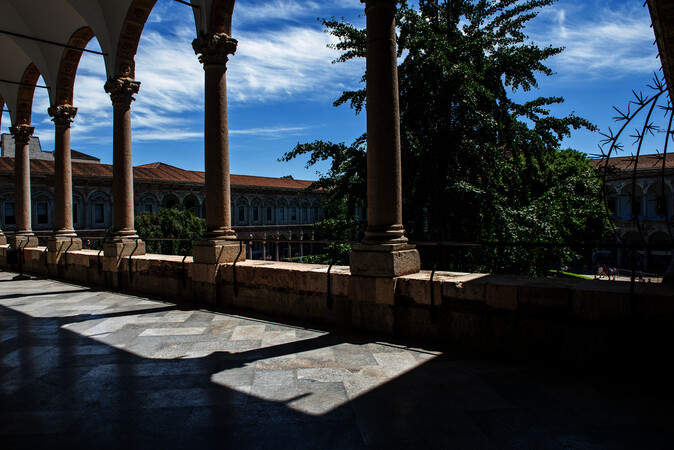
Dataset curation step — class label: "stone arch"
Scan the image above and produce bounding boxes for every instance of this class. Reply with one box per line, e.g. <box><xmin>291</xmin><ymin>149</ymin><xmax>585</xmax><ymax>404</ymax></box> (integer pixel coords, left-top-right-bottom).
<box><xmin>161</xmin><ymin>193</ymin><xmax>181</xmax><ymax>210</ymax></box>
<box><xmin>646</xmin><ymin>182</ymin><xmax>672</xmax><ymax>218</ymax></box>
<box><xmin>73</xmin><ymin>191</ymin><xmax>85</xmax><ymax>229</ymax></box>
<box><xmin>236</xmin><ymin>197</ymin><xmax>249</xmax><ymax>225</ymax></box>
<box><xmin>277</xmin><ymin>198</ymin><xmax>288</xmax><ymax>225</ymax></box>
<box><xmin>87</xmin><ymin>190</ymin><xmax>112</xmax><ymax>229</ymax></box>
<box><xmin>15</xmin><ymin>64</ymin><xmax>41</xmax><ymax>126</ymax></box>
<box><xmin>209</xmin><ymin>0</ymin><xmax>236</xmax><ymax>35</ymax></box>
<box><xmin>620</xmin><ymin>184</ymin><xmax>644</xmax><ymax>219</ymax></box>
<box><xmin>250</xmin><ymin>197</ymin><xmax>263</xmax><ymax>224</ymax></box>
<box><xmin>264</xmin><ymin>198</ymin><xmax>276</xmax><ymax>225</ymax></box>
<box><xmin>300</xmin><ymin>200</ymin><xmax>310</xmax><ymax>224</ymax></box>
<box><xmin>115</xmin><ymin>0</ymin><xmax>159</xmax><ymax>78</ymax></box>
<box><xmin>289</xmin><ymin>200</ymin><xmax>300</xmax><ymax>224</ymax></box>
<box><xmin>55</xmin><ymin>27</ymin><xmax>96</xmax><ymax>107</ymax></box>
<box><xmin>138</xmin><ymin>192</ymin><xmax>159</xmax><ymax>214</ymax></box>
<box><xmin>0</xmin><ymin>188</ymin><xmax>16</xmax><ymax>230</ymax></box>
<box><xmin>605</xmin><ymin>185</ymin><xmax>619</xmax><ymax>217</ymax></box>
<box><xmin>32</xmin><ymin>190</ymin><xmax>55</xmax><ymax>230</ymax></box>
<box><xmin>183</xmin><ymin>194</ymin><xmax>201</xmax><ymax>217</ymax></box>
<box><xmin>649</xmin><ymin>231</ymin><xmax>672</xmax><ymax>245</ymax></box>
<box><xmin>311</xmin><ymin>199</ymin><xmax>321</xmax><ymax>223</ymax></box>
<box><xmin>621</xmin><ymin>230</ymin><xmax>644</xmax><ymax>244</ymax></box>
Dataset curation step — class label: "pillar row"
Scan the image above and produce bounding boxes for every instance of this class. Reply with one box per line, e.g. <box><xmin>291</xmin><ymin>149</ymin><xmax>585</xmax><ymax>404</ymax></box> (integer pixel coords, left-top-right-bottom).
<box><xmin>9</xmin><ymin>125</ymin><xmax>38</xmax><ymax>248</ymax></box>
<box><xmin>191</xmin><ymin>33</ymin><xmax>244</xmax><ymax>264</ymax></box>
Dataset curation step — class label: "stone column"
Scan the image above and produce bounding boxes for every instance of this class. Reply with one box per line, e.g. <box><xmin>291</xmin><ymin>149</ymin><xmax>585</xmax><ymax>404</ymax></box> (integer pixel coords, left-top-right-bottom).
<box><xmin>191</xmin><ymin>33</ymin><xmax>244</xmax><ymax>264</ymax></box>
<box><xmin>350</xmin><ymin>0</ymin><xmax>420</xmax><ymax>277</ymax></box>
<box><xmin>9</xmin><ymin>125</ymin><xmax>38</xmax><ymax>248</ymax></box>
<box><xmin>103</xmin><ymin>77</ymin><xmax>145</xmax><ymax>257</ymax></box>
<box><xmin>47</xmin><ymin>105</ymin><xmax>82</xmax><ymax>252</ymax></box>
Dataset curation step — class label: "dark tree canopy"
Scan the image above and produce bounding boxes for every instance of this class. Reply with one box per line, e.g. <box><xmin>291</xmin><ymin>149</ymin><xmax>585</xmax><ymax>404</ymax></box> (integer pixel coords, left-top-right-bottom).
<box><xmin>282</xmin><ymin>0</ymin><xmax>607</xmax><ymax>275</ymax></box>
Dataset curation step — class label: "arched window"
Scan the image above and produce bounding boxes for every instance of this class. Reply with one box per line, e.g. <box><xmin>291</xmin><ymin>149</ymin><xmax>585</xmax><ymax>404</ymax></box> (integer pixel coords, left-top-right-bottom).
<box><xmin>236</xmin><ymin>198</ymin><xmax>249</xmax><ymax>225</ymax></box>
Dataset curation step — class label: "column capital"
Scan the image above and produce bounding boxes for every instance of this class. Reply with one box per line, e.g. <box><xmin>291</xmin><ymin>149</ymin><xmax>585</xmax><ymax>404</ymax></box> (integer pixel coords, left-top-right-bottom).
<box><xmin>192</xmin><ymin>33</ymin><xmax>238</xmax><ymax>67</ymax></box>
<box><xmin>48</xmin><ymin>105</ymin><xmax>78</xmax><ymax>126</ymax></box>
<box><xmin>104</xmin><ymin>77</ymin><xmax>141</xmax><ymax>106</ymax></box>
<box><xmin>9</xmin><ymin>125</ymin><xmax>35</xmax><ymax>143</ymax></box>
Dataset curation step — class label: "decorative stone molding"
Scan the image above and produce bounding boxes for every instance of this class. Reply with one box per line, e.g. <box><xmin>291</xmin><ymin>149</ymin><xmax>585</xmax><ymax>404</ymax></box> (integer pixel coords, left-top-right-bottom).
<box><xmin>192</xmin><ymin>33</ymin><xmax>238</xmax><ymax>67</ymax></box>
<box><xmin>104</xmin><ymin>78</ymin><xmax>141</xmax><ymax>106</ymax></box>
<box><xmin>9</xmin><ymin>125</ymin><xmax>35</xmax><ymax>143</ymax></box>
<box><xmin>48</xmin><ymin>105</ymin><xmax>78</xmax><ymax>126</ymax></box>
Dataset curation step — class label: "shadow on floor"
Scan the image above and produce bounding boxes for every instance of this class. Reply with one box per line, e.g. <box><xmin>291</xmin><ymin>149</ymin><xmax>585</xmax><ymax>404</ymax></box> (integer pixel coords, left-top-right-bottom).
<box><xmin>1</xmin><ymin>303</ymin><xmax>674</xmax><ymax>449</ymax></box>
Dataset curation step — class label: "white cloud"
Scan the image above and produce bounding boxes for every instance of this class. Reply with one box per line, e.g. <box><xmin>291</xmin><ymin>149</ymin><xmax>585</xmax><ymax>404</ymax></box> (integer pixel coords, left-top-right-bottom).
<box><xmin>17</xmin><ymin>3</ymin><xmax>364</xmax><ymax>151</ymax></box>
<box><xmin>230</xmin><ymin>125</ymin><xmax>311</xmax><ymax>136</ymax></box>
<box><xmin>234</xmin><ymin>0</ymin><xmax>361</xmax><ymax>26</ymax></box>
<box><xmin>228</xmin><ymin>26</ymin><xmax>363</xmax><ymax>102</ymax></box>
<box><xmin>530</xmin><ymin>2</ymin><xmax>659</xmax><ymax>79</ymax></box>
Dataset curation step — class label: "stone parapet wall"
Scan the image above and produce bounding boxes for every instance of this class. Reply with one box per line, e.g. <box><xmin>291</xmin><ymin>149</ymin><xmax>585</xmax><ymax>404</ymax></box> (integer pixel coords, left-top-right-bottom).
<box><xmin>2</xmin><ymin>244</ymin><xmax>673</xmax><ymax>364</ymax></box>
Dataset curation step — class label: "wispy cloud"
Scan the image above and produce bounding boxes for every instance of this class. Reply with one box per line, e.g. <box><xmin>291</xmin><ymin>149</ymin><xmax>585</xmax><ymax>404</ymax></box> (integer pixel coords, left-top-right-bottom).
<box><xmin>230</xmin><ymin>125</ymin><xmax>311</xmax><ymax>136</ymax></box>
<box><xmin>529</xmin><ymin>1</ymin><xmax>659</xmax><ymax>79</ymax></box>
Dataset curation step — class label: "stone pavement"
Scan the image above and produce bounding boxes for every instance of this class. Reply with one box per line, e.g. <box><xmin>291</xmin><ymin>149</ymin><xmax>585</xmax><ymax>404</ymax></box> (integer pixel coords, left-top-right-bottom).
<box><xmin>1</xmin><ymin>270</ymin><xmax>673</xmax><ymax>449</ymax></box>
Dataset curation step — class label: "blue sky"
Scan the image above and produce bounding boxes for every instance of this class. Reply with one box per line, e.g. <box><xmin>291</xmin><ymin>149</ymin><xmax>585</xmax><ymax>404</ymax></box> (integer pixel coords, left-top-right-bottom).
<box><xmin>1</xmin><ymin>0</ymin><xmax>664</xmax><ymax>180</ymax></box>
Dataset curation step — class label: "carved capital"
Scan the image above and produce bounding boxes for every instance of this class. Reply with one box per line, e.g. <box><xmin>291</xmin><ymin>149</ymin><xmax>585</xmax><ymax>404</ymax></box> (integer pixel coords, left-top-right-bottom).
<box><xmin>9</xmin><ymin>125</ymin><xmax>35</xmax><ymax>143</ymax></box>
<box><xmin>104</xmin><ymin>77</ymin><xmax>141</xmax><ymax>106</ymax></box>
<box><xmin>48</xmin><ymin>105</ymin><xmax>78</xmax><ymax>126</ymax></box>
<box><xmin>192</xmin><ymin>33</ymin><xmax>238</xmax><ymax>67</ymax></box>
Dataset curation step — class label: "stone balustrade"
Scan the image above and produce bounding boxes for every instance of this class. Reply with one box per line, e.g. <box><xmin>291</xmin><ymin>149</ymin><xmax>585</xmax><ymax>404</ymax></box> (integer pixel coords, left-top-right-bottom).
<box><xmin>1</xmin><ymin>243</ymin><xmax>673</xmax><ymax>365</ymax></box>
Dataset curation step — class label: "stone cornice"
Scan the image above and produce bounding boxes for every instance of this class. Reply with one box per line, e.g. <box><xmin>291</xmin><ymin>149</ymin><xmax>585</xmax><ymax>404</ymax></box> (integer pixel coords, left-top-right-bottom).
<box><xmin>9</xmin><ymin>125</ymin><xmax>35</xmax><ymax>143</ymax></box>
<box><xmin>192</xmin><ymin>33</ymin><xmax>238</xmax><ymax>67</ymax></box>
<box><xmin>48</xmin><ymin>105</ymin><xmax>78</xmax><ymax>126</ymax></box>
<box><xmin>104</xmin><ymin>78</ymin><xmax>141</xmax><ymax>106</ymax></box>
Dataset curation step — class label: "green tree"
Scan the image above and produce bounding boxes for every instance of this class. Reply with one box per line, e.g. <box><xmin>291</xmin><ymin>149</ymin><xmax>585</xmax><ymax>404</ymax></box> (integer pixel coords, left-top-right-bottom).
<box><xmin>283</xmin><ymin>0</ymin><xmax>607</xmax><ymax>275</ymax></box>
<box><xmin>135</xmin><ymin>208</ymin><xmax>205</xmax><ymax>256</ymax></box>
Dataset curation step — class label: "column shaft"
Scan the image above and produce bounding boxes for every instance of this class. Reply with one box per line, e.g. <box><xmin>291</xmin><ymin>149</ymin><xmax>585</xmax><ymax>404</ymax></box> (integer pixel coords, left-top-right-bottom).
<box><xmin>10</xmin><ymin>126</ymin><xmax>35</xmax><ymax>237</ymax></box>
<box><xmin>105</xmin><ymin>78</ymin><xmax>140</xmax><ymax>238</ymax></box>
<box><xmin>50</xmin><ymin>106</ymin><xmax>78</xmax><ymax>236</ymax></box>
<box><xmin>103</xmin><ymin>78</ymin><xmax>145</xmax><ymax>257</ymax></box>
<box><xmin>204</xmin><ymin>62</ymin><xmax>234</xmax><ymax>237</ymax></box>
<box><xmin>362</xmin><ymin>0</ymin><xmax>406</xmax><ymax>244</ymax></box>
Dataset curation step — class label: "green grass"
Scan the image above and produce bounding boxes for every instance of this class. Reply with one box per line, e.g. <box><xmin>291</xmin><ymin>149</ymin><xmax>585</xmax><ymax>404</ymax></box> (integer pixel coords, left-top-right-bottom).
<box><xmin>547</xmin><ymin>270</ymin><xmax>592</xmax><ymax>280</ymax></box>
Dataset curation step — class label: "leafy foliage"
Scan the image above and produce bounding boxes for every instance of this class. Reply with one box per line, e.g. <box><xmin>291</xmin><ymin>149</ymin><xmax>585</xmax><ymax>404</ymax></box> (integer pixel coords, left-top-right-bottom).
<box><xmin>135</xmin><ymin>208</ymin><xmax>205</xmax><ymax>256</ymax></box>
<box><xmin>283</xmin><ymin>0</ymin><xmax>608</xmax><ymax>275</ymax></box>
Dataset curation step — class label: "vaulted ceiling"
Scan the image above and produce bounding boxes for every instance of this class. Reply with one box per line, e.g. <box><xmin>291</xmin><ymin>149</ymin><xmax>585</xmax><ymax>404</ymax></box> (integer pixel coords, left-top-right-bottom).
<box><xmin>0</xmin><ymin>0</ymin><xmax>232</xmax><ymax>126</ymax></box>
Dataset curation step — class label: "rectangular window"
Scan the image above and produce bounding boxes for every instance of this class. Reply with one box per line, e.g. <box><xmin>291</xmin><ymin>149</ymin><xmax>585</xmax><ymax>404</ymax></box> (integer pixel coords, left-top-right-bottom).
<box><xmin>291</xmin><ymin>207</ymin><xmax>297</xmax><ymax>222</ymax></box>
<box><xmin>37</xmin><ymin>202</ymin><xmax>48</xmax><ymax>225</ymax></box>
<box><xmin>238</xmin><ymin>206</ymin><xmax>245</xmax><ymax>223</ymax></box>
<box><xmin>144</xmin><ymin>202</ymin><xmax>153</xmax><ymax>213</ymax></box>
<box><xmin>4</xmin><ymin>202</ymin><xmax>15</xmax><ymax>225</ymax></box>
<box><xmin>311</xmin><ymin>207</ymin><xmax>318</xmax><ymax>222</ymax></box>
<box><xmin>253</xmin><ymin>206</ymin><xmax>259</xmax><ymax>222</ymax></box>
<box><xmin>73</xmin><ymin>203</ymin><xmax>79</xmax><ymax>224</ymax></box>
<box><xmin>266</xmin><ymin>206</ymin><xmax>273</xmax><ymax>222</ymax></box>
<box><xmin>94</xmin><ymin>203</ymin><xmax>104</xmax><ymax>224</ymax></box>
<box><xmin>279</xmin><ymin>207</ymin><xmax>285</xmax><ymax>222</ymax></box>
<box><xmin>301</xmin><ymin>207</ymin><xmax>308</xmax><ymax>222</ymax></box>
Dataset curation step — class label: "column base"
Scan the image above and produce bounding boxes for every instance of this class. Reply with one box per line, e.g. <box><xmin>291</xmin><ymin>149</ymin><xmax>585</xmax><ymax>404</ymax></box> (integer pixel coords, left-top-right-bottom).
<box><xmin>192</xmin><ymin>239</ymin><xmax>245</xmax><ymax>264</ymax></box>
<box><xmin>103</xmin><ymin>238</ymin><xmax>146</xmax><ymax>257</ymax></box>
<box><xmin>47</xmin><ymin>236</ymin><xmax>82</xmax><ymax>253</ymax></box>
<box><xmin>9</xmin><ymin>234</ymin><xmax>39</xmax><ymax>249</ymax></box>
<box><xmin>350</xmin><ymin>243</ymin><xmax>420</xmax><ymax>277</ymax></box>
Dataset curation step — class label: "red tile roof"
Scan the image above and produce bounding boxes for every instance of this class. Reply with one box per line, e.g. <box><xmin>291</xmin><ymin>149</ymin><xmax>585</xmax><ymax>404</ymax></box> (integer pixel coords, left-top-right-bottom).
<box><xmin>0</xmin><ymin>158</ymin><xmax>316</xmax><ymax>190</ymax></box>
<box><xmin>590</xmin><ymin>153</ymin><xmax>674</xmax><ymax>171</ymax></box>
